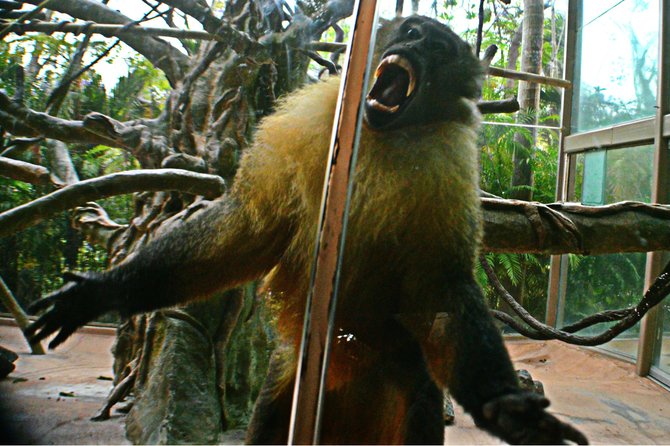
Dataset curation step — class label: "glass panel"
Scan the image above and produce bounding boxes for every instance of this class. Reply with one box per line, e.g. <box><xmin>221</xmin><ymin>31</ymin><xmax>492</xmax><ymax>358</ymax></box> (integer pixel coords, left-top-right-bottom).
<box><xmin>581</xmin><ymin>150</ymin><xmax>606</xmax><ymax>205</ymax></box>
<box><xmin>561</xmin><ymin>144</ymin><xmax>654</xmax><ymax>359</ymax></box>
<box><xmin>571</xmin><ymin>0</ymin><xmax>659</xmax><ymax>132</ymax></box>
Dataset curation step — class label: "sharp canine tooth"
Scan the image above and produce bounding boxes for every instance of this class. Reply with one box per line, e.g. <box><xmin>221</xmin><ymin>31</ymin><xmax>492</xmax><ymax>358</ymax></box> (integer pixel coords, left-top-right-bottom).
<box><xmin>378</xmin><ymin>54</ymin><xmax>416</xmax><ymax>97</ymax></box>
<box><xmin>367</xmin><ymin>98</ymin><xmax>400</xmax><ymax>114</ymax></box>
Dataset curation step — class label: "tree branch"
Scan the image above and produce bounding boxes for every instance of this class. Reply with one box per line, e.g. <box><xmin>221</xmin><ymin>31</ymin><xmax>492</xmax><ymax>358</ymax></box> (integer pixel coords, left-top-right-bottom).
<box><xmin>15</xmin><ymin>0</ymin><xmax>189</xmax><ymax>85</ymax></box>
<box><xmin>0</xmin><ymin>155</ymin><xmax>50</xmax><ymax>184</ymax></box>
<box><xmin>0</xmin><ymin>91</ymin><xmax>171</xmax><ymax>166</ymax></box>
<box><xmin>487</xmin><ymin>66</ymin><xmax>571</xmax><ymax>89</ymax></box>
<box><xmin>481</xmin><ymin>255</ymin><xmax>670</xmax><ymax>346</ymax></box>
<box><xmin>0</xmin><ymin>1</ymin><xmax>23</xmax><ymax>10</ymax></box>
<box><xmin>0</xmin><ymin>90</ymin><xmax>118</xmax><ymax>146</ymax></box>
<box><xmin>1</xmin><ymin>20</ymin><xmax>223</xmax><ymax>42</ymax></box>
<box><xmin>477</xmin><ymin>98</ymin><xmax>520</xmax><ymax>114</ymax></box>
<box><xmin>0</xmin><ymin>0</ymin><xmax>50</xmax><ymax>39</ymax></box>
<box><xmin>71</xmin><ymin>202</ymin><xmax>126</xmax><ymax>249</ymax></box>
<box><xmin>481</xmin><ymin>198</ymin><xmax>670</xmax><ymax>254</ymax></box>
<box><xmin>45</xmin><ymin>139</ymin><xmax>78</xmax><ymax>186</ymax></box>
<box><xmin>0</xmin><ymin>169</ymin><xmax>225</xmax><ymax>238</ymax></box>
<box><xmin>157</xmin><ymin>0</ymin><xmax>222</xmax><ymax>33</ymax></box>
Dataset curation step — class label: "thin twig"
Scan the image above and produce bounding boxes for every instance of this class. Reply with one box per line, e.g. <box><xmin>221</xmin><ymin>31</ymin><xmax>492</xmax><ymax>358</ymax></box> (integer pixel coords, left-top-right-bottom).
<box><xmin>0</xmin><ymin>0</ymin><xmax>55</xmax><ymax>40</ymax></box>
<box><xmin>303</xmin><ymin>49</ymin><xmax>338</xmax><ymax>74</ymax></box>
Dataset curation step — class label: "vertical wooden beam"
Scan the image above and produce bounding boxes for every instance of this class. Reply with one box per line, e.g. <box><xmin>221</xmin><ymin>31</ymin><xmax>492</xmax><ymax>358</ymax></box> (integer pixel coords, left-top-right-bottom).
<box><xmin>287</xmin><ymin>1</ymin><xmax>378</xmax><ymax>443</ymax></box>
<box><xmin>637</xmin><ymin>0</ymin><xmax>670</xmax><ymax>377</ymax></box>
<box><xmin>546</xmin><ymin>0</ymin><xmax>580</xmax><ymax>326</ymax></box>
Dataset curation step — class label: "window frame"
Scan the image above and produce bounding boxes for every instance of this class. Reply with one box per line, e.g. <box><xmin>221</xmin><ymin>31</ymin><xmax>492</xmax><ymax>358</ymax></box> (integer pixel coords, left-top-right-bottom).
<box><xmin>547</xmin><ymin>0</ymin><xmax>670</xmax><ymax>384</ymax></box>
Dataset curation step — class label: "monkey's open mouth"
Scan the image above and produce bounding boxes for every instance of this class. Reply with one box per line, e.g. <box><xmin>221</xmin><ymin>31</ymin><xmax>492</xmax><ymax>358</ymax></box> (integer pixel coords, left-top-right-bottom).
<box><xmin>366</xmin><ymin>55</ymin><xmax>416</xmax><ymax>115</ymax></box>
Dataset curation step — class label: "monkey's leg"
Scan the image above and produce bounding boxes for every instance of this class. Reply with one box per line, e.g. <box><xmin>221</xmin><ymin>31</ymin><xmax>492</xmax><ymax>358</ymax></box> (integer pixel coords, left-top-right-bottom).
<box><xmin>425</xmin><ymin>276</ymin><xmax>587</xmax><ymax>444</ymax></box>
<box><xmin>382</xmin><ymin>319</ymin><xmax>443</xmax><ymax>445</ymax></box>
<box><xmin>246</xmin><ymin>349</ymin><xmax>294</xmax><ymax>445</ymax></box>
<box><xmin>322</xmin><ymin>319</ymin><xmax>443</xmax><ymax>445</ymax></box>
<box><xmin>91</xmin><ymin>363</ymin><xmax>137</xmax><ymax>421</ymax></box>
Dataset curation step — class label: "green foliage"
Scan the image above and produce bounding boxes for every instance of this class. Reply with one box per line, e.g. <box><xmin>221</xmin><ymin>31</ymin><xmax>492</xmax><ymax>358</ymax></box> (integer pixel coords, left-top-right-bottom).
<box><xmin>451</xmin><ymin>0</ymin><xmax>566</xmax><ymax>320</ymax></box>
<box><xmin>109</xmin><ymin>55</ymin><xmax>169</xmax><ymax>121</ymax></box>
<box><xmin>563</xmin><ymin>253</ymin><xmax>645</xmax><ymax>337</ymax></box>
<box><xmin>0</xmin><ymin>34</ymin><xmax>168</xmax><ymax>315</ymax></box>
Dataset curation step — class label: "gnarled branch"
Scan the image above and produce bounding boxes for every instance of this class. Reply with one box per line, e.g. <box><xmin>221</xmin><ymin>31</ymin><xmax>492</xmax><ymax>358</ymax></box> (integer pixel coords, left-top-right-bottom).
<box><xmin>0</xmin><ymin>91</ymin><xmax>118</xmax><ymax>146</ymax></box>
<box><xmin>0</xmin><ymin>169</ymin><xmax>225</xmax><ymax>238</ymax></box>
<box><xmin>0</xmin><ymin>92</ymin><xmax>171</xmax><ymax>167</ymax></box>
<box><xmin>482</xmin><ymin>255</ymin><xmax>670</xmax><ymax>346</ymax></box>
<box><xmin>157</xmin><ymin>0</ymin><xmax>222</xmax><ymax>33</ymax></box>
<box><xmin>0</xmin><ymin>156</ymin><xmax>50</xmax><ymax>185</ymax></box>
<box><xmin>482</xmin><ymin>198</ymin><xmax>670</xmax><ymax>254</ymax></box>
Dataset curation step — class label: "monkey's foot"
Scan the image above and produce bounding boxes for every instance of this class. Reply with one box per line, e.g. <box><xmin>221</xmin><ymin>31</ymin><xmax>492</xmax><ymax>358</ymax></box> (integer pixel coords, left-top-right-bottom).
<box><xmin>478</xmin><ymin>392</ymin><xmax>588</xmax><ymax>445</ymax></box>
<box><xmin>90</xmin><ymin>408</ymin><xmax>111</xmax><ymax>421</ymax></box>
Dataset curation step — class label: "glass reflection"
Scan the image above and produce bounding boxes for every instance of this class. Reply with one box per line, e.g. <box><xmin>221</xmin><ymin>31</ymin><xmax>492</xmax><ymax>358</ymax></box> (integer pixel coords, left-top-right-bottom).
<box><xmin>562</xmin><ymin>145</ymin><xmax>654</xmax><ymax>359</ymax></box>
<box><xmin>571</xmin><ymin>0</ymin><xmax>658</xmax><ymax>132</ymax></box>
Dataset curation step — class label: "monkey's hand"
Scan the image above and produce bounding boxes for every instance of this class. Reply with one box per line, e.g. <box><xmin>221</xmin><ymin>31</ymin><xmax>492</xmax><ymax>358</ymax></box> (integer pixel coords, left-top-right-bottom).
<box><xmin>25</xmin><ymin>272</ymin><xmax>117</xmax><ymax>349</ymax></box>
<box><xmin>476</xmin><ymin>392</ymin><xmax>588</xmax><ymax>445</ymax></box>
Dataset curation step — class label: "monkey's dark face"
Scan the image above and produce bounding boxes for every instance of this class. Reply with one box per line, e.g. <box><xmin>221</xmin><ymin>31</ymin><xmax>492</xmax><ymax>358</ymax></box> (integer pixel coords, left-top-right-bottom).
<box><xmin>365</xmin><ymin>16</ymin><xmax>483</xmax><ymax>130</ymax></box>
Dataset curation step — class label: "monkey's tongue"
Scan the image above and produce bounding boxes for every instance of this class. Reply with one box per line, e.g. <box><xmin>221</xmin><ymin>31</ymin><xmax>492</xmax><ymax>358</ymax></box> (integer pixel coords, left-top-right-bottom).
<box><xmin>367</xmin><ymin>63</ymin><xmax>412</xmax><ymax>113</ymax></box>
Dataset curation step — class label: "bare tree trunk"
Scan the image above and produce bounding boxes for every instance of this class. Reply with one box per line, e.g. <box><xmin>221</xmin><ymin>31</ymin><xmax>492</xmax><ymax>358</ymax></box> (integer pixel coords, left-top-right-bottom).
<box><xmin>511</xmin><ymin>0</ymin><xmax>544</xmax><ymax>202</ymax></box>
<box><xmin>505</xmin><ymin>24</ymin><xmax>523</xmax><ymax>90</ymax></box>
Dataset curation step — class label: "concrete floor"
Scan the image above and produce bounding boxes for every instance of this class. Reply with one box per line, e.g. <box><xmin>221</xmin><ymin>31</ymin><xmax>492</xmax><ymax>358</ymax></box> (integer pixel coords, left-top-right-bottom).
<box><xmin>1</xmin><ymin>320</ymin><xmax>670</xmax><ymax>444</ymax></box>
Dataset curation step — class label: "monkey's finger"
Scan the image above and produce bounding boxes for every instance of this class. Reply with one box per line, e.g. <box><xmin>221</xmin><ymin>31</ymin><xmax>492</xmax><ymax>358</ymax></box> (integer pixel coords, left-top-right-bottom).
<box><xmin>63</xmin><ymin>271</ymin><xmax>87</xmax><ymax>283</ymax></box>
<box><xmin>28</xmin><ymin>295</ymin><xmax>58</xmax><ymax>314</ymax></box>
<box><xmin>24</xmin><ymin>311</ymin><xmax>53</xmax><ymax>338</ymax></box>
<box><xmin>561</xmin><ymin>422</ymin><xmax>588</xmax><ymax>445</ymax></box>
<box><xmin>48</xmin><ymin>325</ymin><xmax>77</xmax><ymax>349</ymax></box>
<box><xmin>27</xmin><ymin>313</ymin><xmax>64</xmax><ymax>344</ymax></box>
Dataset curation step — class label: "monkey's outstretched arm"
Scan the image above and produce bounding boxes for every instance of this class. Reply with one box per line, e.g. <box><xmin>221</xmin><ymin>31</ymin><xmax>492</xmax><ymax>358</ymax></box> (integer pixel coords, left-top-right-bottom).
<box><xmin>26</xmin><ymin>195</ymin><xmax>293</xmax><ymax>349</ymax></box>
<box><xmin>439</xmin><ymin>279</ymin><xmax>588</xmax><ymax>445</ymax></box>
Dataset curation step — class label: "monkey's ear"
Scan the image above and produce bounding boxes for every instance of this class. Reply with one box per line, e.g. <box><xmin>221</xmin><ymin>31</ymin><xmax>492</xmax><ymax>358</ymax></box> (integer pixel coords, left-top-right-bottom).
<box><xmin>459</xmin><ymin>47</ymin><xmax>485</xmax><ymax>100</ymax></box>
<box><xmin>463</xmin><ymin>76</ymin><xmax>484</xmax><ymax>100</ymax></box>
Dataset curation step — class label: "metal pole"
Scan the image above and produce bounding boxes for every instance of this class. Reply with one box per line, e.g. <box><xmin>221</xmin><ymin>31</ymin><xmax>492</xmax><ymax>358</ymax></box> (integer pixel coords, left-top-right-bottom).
<box><xmin>546</xmin><ymin>0</ymin><xmax>579</xmax><ymax>327</ymax></box>
<box><xmin>637</xmin><ymin>0</ymin><xmax>670</xmax><ymax>377</ymax></box>
<box><xmin>287</xmin><ymin>1</ymin><xmax>378</xmax><ymax>443</ymax></box>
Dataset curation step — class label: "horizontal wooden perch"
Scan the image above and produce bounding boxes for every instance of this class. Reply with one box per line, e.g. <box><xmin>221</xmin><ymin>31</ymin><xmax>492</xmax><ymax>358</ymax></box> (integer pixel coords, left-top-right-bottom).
<box><xmin>481</xmin><ymin>198</ymin><xmax>670</xmax><ymax>255</ymax></box>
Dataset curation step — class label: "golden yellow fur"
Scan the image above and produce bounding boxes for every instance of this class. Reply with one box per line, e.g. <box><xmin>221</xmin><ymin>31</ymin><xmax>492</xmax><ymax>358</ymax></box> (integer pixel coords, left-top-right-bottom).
<box><xmin>233</xmin><ymin>76</ymin><xmax>483</xmax><ymax>370</ymax></box>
